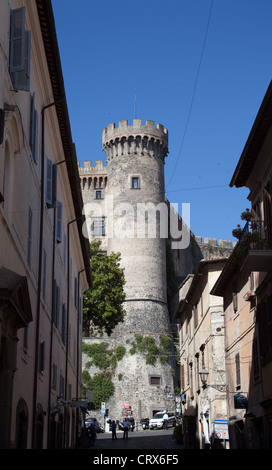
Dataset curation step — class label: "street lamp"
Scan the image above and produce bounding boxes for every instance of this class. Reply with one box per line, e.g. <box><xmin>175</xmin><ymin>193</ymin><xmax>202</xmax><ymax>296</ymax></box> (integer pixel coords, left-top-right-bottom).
<box><xmin>199</xmin><ymin>367</ymin><xmax>209</xmax><ymax>386</ymax></box>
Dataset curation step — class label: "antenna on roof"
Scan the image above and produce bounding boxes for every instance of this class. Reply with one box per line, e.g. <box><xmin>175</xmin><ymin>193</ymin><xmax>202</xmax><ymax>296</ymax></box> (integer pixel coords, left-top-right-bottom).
<box><xmin>134</xmin><ymin>90</ymin><xmax>136</xmax><ymax>119</ymax></box>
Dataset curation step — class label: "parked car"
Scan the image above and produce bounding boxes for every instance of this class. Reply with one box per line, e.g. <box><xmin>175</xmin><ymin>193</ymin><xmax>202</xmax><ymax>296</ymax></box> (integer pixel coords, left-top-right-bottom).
<box><xmin>140</xmin><ymin>418</ymin><xmax>149</xmax><ymax>430</ymax></box>
<box><xmin>85</xmin><ymin>417</ymin><xmax>104</xmax><ymax>433</ymax></box>
<box><xmin>149</xmin><ymin>412</ymin><xmax>176</xmax><ymax>430</ymax></box>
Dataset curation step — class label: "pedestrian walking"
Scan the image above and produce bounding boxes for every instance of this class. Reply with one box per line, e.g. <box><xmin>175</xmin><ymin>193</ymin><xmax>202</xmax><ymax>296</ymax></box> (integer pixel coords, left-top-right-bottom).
<box><xmin>122</xmin><ymin>418</ymin><xmax>129</xmax><ymax>439</ymax></box>
<box><xmin>89</xmin><ymin>423</ymin><xmax>96</xmax><ymax>446</ymax></box>
<box><xmin>111</xmin><ymin>420</ymin><xmax>118</xmax><ymax>440</ymax></box>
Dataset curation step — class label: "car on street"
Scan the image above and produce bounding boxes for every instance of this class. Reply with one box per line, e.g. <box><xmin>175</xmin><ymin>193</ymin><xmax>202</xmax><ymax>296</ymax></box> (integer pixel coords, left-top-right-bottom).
<box><xmin>149</xmin><ymin>412</ymin><xmax>176</xmax><ymax>430</ymax></box>
<box><xmin>85</xmin><ymin>417</ymin><xmax>104</xmax><ymax>433</ymax></box>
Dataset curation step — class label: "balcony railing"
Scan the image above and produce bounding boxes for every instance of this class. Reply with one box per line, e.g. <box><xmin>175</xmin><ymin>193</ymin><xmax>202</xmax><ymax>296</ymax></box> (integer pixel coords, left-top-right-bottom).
<box><xmin>238</xmin><ymin>220</ymin><xmax>272</xmax><ymax>272</ymax></box>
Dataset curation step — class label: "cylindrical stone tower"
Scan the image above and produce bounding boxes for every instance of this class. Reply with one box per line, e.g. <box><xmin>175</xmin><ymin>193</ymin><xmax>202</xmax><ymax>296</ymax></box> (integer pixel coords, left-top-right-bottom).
<box><xmin>101</xmin><ymin>119</ymin><xmax>175</xmax><ymax>419</ymax></box>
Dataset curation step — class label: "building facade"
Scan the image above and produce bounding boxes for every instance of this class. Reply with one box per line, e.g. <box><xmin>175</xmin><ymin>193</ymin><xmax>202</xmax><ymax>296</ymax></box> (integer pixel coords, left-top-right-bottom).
<box><xmin>211</xmin><ymin>80</ymin><xmax>272</xmax><ymax>448</ymax></box>
<box><xmin>0</xmin><ymin>0</ymin><xmax>91</xmax><ymax>448</ymax></box>
<box><xmin>175</xmin><ymin>259</ymin><xmax>228</xmax><ymax>448</ymax></box>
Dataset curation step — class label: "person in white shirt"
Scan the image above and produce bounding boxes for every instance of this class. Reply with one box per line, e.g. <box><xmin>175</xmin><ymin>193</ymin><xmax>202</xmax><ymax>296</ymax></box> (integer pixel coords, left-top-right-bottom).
<box><xmin>163</xmin><ymin>412</ymin><xmax>168</xmax><ymax>429</ymax></box>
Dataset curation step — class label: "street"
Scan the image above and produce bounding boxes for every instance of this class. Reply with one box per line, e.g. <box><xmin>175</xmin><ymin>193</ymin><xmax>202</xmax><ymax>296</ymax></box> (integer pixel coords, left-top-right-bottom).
<box><xmin>87</xmin><ymin>428</ymin><xmax>183</xmax><ymax>450</ymax></box>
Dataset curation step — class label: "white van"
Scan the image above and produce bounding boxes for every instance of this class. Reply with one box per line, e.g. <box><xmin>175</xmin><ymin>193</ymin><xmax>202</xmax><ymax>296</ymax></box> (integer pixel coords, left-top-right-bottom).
<box><xmin>149</xmin><ymin>411</ymin><xmax>176</xmax><ymax>430</ymax></box>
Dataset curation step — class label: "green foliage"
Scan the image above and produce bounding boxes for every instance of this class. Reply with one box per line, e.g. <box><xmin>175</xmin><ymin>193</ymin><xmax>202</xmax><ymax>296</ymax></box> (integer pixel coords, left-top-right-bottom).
<box><xmin>129</xmin><ymin>334</ymin><xmax>172</xmax><ymax>366</ymax></box>
<box><xmin>159</xmin><ymin>334</ymin><xmax>172</xmax><ymax>363</ymax></box>
<box><xmin>83</xmin><ymin>240</ymin><xmax>126</xmax><ymax>336</ymax></box>
<box><xmin>82</xmin><ymin>341</ymin><xmax>127</xmax><ymax>408</ymax></box>
<box><xmin>82</xmin><ymin>370</ymin><xmax>114</xmax><ymax>409</ymax></box>
<box><xmin>82</xmin><ymin>341</ymin><xmax>126</xmax><ymax>371</ymax></box>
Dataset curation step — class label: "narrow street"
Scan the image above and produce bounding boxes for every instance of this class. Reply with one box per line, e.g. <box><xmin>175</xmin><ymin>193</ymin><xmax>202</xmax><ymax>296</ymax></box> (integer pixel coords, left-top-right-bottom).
<box><xmin>84</xmin><ymin>428</ymin><xmax>183</xmax><ymax>450</ymax></box>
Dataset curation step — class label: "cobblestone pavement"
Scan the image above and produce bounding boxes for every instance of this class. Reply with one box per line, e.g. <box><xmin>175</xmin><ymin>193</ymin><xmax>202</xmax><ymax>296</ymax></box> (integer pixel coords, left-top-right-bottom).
<box><xmin>87</xmin><ymin>428</ymin><xmax>183</xmax><ymax>450</ymax></box>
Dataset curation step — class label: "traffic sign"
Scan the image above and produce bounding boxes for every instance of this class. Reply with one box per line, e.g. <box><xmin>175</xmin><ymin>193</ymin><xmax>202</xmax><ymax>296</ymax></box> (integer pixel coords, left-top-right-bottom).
<box><xmin>101</xmin><ymin>402</ymin><xmax>106</xmax><ymax>414</ymax></box>
<box><xmin>214</xmin><ymin>420</ymin><xmax>229</xmax><ymax>440</ymax></box>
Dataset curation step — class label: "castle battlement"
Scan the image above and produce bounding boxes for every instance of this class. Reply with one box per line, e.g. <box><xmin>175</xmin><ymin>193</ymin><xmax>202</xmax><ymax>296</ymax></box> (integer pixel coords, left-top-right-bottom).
<box><xmin>78</xmin><ymin>160</ymin><xmax>108</xmax><ymax>175</ymax></box>
<box><xmin>102</xmin><ymin>119</ymin><xmax>168</xmax><ymax>145</ymax></box>
<box><xmin>195</xmin><ymin>236</ymin><xmax>234</xmax><ymax>248</ymax></box>
<box><xmin>102</xmin><ymin>120</ymin><xmax>168</xmax><ymax>161</ymax></box>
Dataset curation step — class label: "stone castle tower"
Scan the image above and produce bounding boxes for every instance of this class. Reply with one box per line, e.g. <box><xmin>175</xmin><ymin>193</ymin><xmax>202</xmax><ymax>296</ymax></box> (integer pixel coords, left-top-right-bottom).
<box><xmin>78</xmin><ymin>119</ymin><xmax>234</xmax><ymax>422</ymax></box>
<box><xmin>79</xmin><ymin>119</ymin><xmax>178</xmax><ymax>420</ymax></box>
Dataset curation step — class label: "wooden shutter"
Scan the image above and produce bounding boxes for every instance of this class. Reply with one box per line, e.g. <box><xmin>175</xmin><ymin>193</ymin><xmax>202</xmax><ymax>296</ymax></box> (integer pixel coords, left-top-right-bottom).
<box><xmin>53</xmin><ymin>280</ymin><xmax>60</xmax><ymax>327</ymax></box>
<box><xmin>39</xmin><ymin>341</ymin><xmax>45</xmax><ymax>372</ymax></box>
<box><xmin>30</xmin><ymin>94</ymin><xmax>39</xmax><ymax>163</ymax></box>
<box><xmin>180</xmin><ymin>364</ymin><xmax>185</xmax><ymax>390</ymax></box>
<box><xmin>45</xmin><ymin>158</ymin><xmax>53</xmax><ymax>205</ymax></box>
<box><xmin>56</xmin><ymin>201</ymin><xmax>62</xmax><ymax>243</ymax></box>
<box><xmin>27</xmin><ymin>206</ymin><xmax>32</xmax><ymax>266</ymax></box>
<box><xmin>235</xmin><ymin>353</ymin><xmax>241</xmax><ymax>387</ymax></box>
<box><xmin>9</xmin><ymin>8</ymin><xmax>25</xmax><ymax>73</ymax></box>
<box><xmin>12</xmin><ymin>30</ymin><xmax>31</xmax><ymax>91</ymax></box>
<box><xmin>61</xmin><ymin>304</ymin><xmax>66</xmax><ymax>344</ymax></box>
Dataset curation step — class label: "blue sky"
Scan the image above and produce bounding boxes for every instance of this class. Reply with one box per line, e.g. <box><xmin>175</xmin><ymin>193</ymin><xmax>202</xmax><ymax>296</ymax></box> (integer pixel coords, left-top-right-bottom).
<box><xmin>52</xmin><ymin>0</ymin><xmax>272</xmax><ymax>243</ymax></box>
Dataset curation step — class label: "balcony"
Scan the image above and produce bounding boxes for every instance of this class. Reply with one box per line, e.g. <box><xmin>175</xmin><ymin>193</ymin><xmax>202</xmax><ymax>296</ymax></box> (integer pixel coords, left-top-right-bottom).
<box><xmin>240</xmin><ymin>249</ymin><xmax>272</xmax><ymax>272</ymax></box>
<box><xmin>238</xmin><ymin>220</ymin><xmax>272</xmax><ymax>272</ymax></box>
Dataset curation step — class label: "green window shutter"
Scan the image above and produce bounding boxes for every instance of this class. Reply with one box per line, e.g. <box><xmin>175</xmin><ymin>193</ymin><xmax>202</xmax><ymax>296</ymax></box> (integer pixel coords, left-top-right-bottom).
<box><xmin>9</xmin><ymin>8</ymin><xmax>25</xmax><ymax>73</ymax></box>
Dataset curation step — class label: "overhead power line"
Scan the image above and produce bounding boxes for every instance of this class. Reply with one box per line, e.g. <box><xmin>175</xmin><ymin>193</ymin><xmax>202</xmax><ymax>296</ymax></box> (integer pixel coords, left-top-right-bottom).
<box><xmin>166</xmin><ymin>0</ymin><xmax>214</xmax><ymax>188</ymax></box>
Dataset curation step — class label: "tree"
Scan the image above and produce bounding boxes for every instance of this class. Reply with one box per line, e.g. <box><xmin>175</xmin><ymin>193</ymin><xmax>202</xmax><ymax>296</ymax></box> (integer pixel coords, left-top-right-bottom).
<box><xmin>83</xmin><ymin>240</ymin><xmax>126</xmax><ymax>336</ymax></box>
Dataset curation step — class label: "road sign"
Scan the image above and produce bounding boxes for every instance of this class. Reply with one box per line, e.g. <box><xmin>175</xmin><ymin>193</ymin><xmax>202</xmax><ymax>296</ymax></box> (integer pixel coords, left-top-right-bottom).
<box><xmin>101</xmin><ymin>402</ymin><xmax>106</xmax><ymax>414</ymax></box>
<box><xmin>214</xmin><ymin>420</ymin><xmax>229</xmax><ymax>440</ymax></box>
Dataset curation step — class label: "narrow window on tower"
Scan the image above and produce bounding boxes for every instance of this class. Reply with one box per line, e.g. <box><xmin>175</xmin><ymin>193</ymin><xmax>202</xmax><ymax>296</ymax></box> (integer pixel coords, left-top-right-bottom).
<box><xmin>92</xmin><ymin>218</ymin><xmax>105</xmax><ymax>236</ymax></box>
<box><xmin>131</xmin><ymin>176</ymin><xmax>140</xmax><ymax>189</ymax></box>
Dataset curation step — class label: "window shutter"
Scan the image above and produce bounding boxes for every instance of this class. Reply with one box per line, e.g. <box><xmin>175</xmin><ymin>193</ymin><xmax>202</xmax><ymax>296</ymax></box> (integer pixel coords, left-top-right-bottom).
<box><xmin>56</xmin><ymin>201</ymin><xmax>63</xmax><ymax>243</ymax></box>
<box><xmin>27</xmin><ymin>206</ymin><xmax>32</xmax><ymax>267</ymax></box>
<box><xmin>39</xmin><ymin>341</ymin><xmax>45</xmax><ymax>372</ymax></box>
<box><xmin>9</xmin><ymin>8</ymin><xmax>25</xmax><ymax>73</ymax></box>
<box><xmin>12</xmin><ymin>30</ymin><xmax>31</xmax><ymax>91</ymax></box>
<box><xmin>33</xmin><ymin>109</ymin><xmax>38</xmax><ymax>163</ymax></box>
<box><xmin>61</xmin><ymin>304</ymin><xmax>66</xmax><ymax>344</ymax></box>
<box><xmin>45</xmin><ymin>158</ymin><xmax>53</xmax><ymax>205</ymax></box>
<box><xmin>53</xmin><ymin>280</ymin><xmax>60</xmax><ymax>327</ymax></box>
<box><xmin>30</xmin><ymin>94</ymin><xmax>39</xmax><ymax>163</ymax></box>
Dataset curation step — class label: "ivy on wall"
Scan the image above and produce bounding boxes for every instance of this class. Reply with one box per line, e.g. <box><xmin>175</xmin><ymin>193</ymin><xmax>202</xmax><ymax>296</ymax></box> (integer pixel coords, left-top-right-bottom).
<box><xmin>129</xmin><ymin>334</ymin><xmax>172</xmax><ymax>365</ymax></box>
<box><xmin>82</xmin><ymin>342</ymin><xmax>126</xmax><ymax>409</ymax></box>
<box><xmin>82</xmin><ymin>334</ymin><xmax>172</xmax><ymax>408</ymax></box>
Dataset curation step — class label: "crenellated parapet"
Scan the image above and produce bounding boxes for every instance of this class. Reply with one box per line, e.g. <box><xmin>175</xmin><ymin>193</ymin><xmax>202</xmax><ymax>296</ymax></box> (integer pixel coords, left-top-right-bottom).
<box><xmin>102</xmin><ymin>119</ymin><xmax>168</xmax><ymax>161</ymax></box>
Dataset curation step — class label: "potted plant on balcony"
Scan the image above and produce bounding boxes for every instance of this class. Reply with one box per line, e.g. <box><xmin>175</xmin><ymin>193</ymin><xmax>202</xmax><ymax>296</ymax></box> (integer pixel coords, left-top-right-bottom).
<box><xmin>232</xmin><ymin>224</ymin><xmax>243</xmax><ymax>240</ymax></box>
<box><xmin>241</xmin><ymin>208</ymin><xmax>252</xmax><ymax>221</ymax></box>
